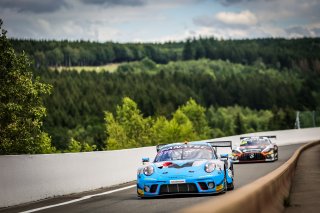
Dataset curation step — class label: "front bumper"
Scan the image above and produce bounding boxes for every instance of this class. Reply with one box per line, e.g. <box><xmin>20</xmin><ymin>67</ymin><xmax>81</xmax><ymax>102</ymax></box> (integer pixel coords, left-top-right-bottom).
<box><xmin>137</xmin><ymin>173</ymin><xmax>227</xmax><ymax>197</ymax></box>
<box><xmin>232</xmin><ymin>152</ymin><xmax>276</xmax><ymax>163</ymax></box>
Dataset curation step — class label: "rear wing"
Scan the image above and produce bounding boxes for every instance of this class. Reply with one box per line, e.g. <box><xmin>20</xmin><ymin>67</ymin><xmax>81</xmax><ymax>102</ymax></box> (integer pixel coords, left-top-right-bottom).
<box><xmin>206</xmin><ymin>140</ymin><xmax>232</xmax><ymax>148</ymax></box>
<box><xmin>240</xmin><ymin>135</ymin><xmax>277</xmax><ymax>140</ymax></box>
<box><xmin>204</xmin><ymin>140</ymin><xmax>232</xmax><ymax>156</ymax></box>
<box><xmin>185</xmin><ymin>139</ymin><xmax>232</xmax><ymax>148</ymax></box>
<box><xmin>156</xmin><ymin>140</ymin><xmax>233</xmax><ymax>152</ymax></box>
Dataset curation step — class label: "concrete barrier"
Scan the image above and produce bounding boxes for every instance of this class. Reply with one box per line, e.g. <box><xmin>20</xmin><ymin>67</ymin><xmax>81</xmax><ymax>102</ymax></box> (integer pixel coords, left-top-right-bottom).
<box><xmin>0</xmin><ymin>127</ymin><xmax>319</xmax><ymax>208</ymax></box>
<box><xmin>0</xmin><ymin>146</ymin><xmax>156</xmax><ymax>207</ymax></box>
<box><xmin>179</xmin><ymin>140</ymin><xmax>320</xmax><ymax>213</ymax></box>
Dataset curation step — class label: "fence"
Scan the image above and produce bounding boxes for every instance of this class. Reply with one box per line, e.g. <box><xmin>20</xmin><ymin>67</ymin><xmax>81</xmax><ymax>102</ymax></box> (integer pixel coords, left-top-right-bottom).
<box><xmin>295</xmin><ymin>110</ymin><xmax>319</xmax><ymax>129</ymax></box>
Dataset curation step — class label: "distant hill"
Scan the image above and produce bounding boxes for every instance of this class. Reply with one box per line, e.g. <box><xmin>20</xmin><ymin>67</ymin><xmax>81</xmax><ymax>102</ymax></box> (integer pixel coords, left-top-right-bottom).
<box><xmin>11</xmin><ymin>37</ymin><xmax>320</xmax><ymax>73</ymax></box>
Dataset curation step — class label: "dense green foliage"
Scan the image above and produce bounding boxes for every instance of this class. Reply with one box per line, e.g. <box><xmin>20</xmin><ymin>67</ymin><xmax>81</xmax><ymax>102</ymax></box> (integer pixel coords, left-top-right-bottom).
<box><xmin>11</xmin><ymin>37</ymin><xmax>320</xmax><ymax>73</ymax></box>
<box><xmin>105</xmin><ymin>97</ymin><xmax>302</xmax><ymax>150</ymax></box>
<box><xmin>6</xmin><ymin>35</ymin><xmax>320</xmax><ymax>152</ymax></box>
<box><xmin>0</xmin><ymin>20</ymin><xmax>55</xmax><ymax>154</ymax></box>
<box><xmin>10</xmin><ymin>39</ymin><xmax>182</xmax><ymax>66</ymax></box>
<box><xmin>105</xmin><ymin>98</ymin><xmax>211</xmax><ymax>149</ymax></box>
<box><xmin>34</xmin><ymin>59</ymin><xmax>320</xmax><ymax>151</ymax></box>
<box><xmin>183</xmin><ymin>38</ymin><xmax>320</xmax><ymax>72</ymax></box>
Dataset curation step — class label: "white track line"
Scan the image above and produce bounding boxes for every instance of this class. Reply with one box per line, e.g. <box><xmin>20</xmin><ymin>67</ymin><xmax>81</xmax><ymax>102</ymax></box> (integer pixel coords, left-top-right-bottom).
<box><xmin>22</xmin><ymin>185</ymin><xmax>136</xmax><ymax>213</ymax></box>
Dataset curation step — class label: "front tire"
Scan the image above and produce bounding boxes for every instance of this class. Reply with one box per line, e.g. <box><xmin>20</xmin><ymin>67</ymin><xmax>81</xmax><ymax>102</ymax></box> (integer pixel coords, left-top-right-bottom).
<box><xmin>227</xmin><ymin>181</ymin><xmax>234</xmax><ymax>190</ymax></box>
<box><xmin>227</xmin><ymin>164</ymin><xmax>234</xmax><ymax>190</ymax></box>
<box><xmin>273</xmin><ymin>150</ymin><xmax>279</xmax><ymax>161</ymax></box>
<box><xmin>223</xmin><ymin>165</ymin><xmax>228</xmax><ymax>193</ymax></box>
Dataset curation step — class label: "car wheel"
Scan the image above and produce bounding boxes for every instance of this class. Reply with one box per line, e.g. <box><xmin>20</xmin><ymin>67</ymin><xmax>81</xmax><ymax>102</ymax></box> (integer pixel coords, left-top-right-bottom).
<box><xmin>275</xmin><ymin>146</ymin><xmax>279</xmax><ymax>161</ymax></box>
<box><xmin>223</xmin><ymin>166</ymin><xmax>228</xmax><ymax>193</ymax></box>
<box><xmin>227</xmin><ymin>165</ymin><xmax>234</xmax><ymax>190</ymax></box>
<box><xmin>227</xmin><ymin>181</ymin><xmax>234</xmax><ymax>191</ymax></box>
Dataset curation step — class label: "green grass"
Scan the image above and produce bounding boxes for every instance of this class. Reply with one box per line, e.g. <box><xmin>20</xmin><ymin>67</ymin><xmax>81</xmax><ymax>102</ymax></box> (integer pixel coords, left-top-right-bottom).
<box><xmin>50</xmin><ymin>63</ymin><xmax>120</xmax><ymax>73</ymax></box>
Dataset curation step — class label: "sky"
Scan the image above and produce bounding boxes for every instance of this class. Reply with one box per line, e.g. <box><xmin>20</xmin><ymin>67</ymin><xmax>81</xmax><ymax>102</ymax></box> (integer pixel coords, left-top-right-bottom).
<box><xmin>1</xmin><ymin>0</ymin><xmax>320</xmax><ymax>43</ymax></box>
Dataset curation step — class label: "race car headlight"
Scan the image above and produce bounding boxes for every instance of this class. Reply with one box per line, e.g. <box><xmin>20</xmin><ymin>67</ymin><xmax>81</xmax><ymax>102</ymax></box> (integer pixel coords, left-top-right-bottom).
<box><xmin>232</xmin><ymin>150</ymin><xmax>241</xmax><ymax>155</ymax></box>
<box><xmin>205</xmin><ymin>162</ymin><xmax>216</xmax><ymax>173</ymax></box>
<box><xmin>143</xmin><ymin>165</ymin><xmax>154</xmax><ymax>176</ymax></box>
<box><xmin>262</xmin><ymin>147</ymin><xmax>273</xmax><ymax>153</ymax></box>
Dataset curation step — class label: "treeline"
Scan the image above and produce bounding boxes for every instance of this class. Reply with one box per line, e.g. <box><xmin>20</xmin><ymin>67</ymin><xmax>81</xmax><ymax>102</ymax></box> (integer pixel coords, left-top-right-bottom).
<box><xmin>10</xmin><ymin>39</ymin><xmax>182</xmax><ymax>66</ymax></box>
<box><xmin>183</xmin><ymin>37</ymin><xmax>320</xmax><ymax>72</ymax></box>
<box><xmin>11</xmin><ymin>37</ymin><xmax>320</xmax><ymax>72</ymax></box>
<box><xmin>37</xmin><ymin>59</ymin><xmax>320</xmax><ymax>151</ymax></box>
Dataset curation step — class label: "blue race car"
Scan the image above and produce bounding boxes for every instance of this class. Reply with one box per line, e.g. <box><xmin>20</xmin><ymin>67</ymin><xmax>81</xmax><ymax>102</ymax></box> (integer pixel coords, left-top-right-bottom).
<box><xmin>137</xmin><ymin>140</ymin><xmax>234</xmax><ymax>197</ymax></box>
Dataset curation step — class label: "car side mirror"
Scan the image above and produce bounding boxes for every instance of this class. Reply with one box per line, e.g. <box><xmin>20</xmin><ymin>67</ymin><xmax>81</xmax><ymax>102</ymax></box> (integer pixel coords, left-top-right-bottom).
<box><xmin>142</xmin><ymin>157</ymin><xmax>150</xmax><ymax>165</ymax></box>
<box><xmin>220</xmin><ymin>154</ymin><xmax>228</xmax><ymax>160</ymax></box>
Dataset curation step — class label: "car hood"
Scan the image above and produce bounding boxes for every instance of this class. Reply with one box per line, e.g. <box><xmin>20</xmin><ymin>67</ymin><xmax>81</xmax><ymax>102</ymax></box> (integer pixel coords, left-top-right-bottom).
<box><xmin>239</xmin><ymin>145</ymin><xmax>267</xmax><ymax>153</ymax></box>
<box><xmin>151</xmin><ymin>159</ymin><xmax>221</xmax><ymax>176</ymax></box>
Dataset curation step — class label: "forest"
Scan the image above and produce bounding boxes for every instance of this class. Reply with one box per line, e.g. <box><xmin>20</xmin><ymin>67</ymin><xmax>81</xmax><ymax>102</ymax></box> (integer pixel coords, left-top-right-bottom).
<box><xmin>10</xmin><ymin>37</ymin><xmax>320</xmax><ymax>72</ymax></box>
<box><xmin>10</xmin><ymin>37</ymin><xmax>320</xmax><ymax>153</ymax></box>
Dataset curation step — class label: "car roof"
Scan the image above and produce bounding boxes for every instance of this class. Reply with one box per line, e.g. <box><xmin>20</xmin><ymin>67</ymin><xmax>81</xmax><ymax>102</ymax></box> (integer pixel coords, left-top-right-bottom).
<box><xmin>242</xmin><ymin>136</ymin><xmax>270</xmax><ymax>140</ymax></box>
<box><xmin>160</xmin><ymin>142</ymin><xmax>211</xmax><ymax>149</ymax></box>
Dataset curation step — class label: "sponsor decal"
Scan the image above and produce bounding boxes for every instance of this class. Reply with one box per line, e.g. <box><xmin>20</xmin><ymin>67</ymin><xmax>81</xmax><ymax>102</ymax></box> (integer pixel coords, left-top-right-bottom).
<box><xmin>158</xmin><ymin>161</ymin><xmax>194</xmax><ymax>169</ymax></box>
<box><xmin>242</xmin><ymin>149</ymin><xmax>262</xmax><ymax>153</ymax></box>
<box><xmin>170</xmin><ymin>179</ymin><xmax>186</xmax><ymax>184</ymax></box>
<box><xmin>161</xmin><ymin>145</ymin><xmax>211</xmax><ymax>152</ymax></box>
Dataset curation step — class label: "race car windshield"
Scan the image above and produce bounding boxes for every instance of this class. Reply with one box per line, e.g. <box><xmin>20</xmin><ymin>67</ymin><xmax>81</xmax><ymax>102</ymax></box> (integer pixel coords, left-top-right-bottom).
<box><xmin>154</xmin><ymin>145</ymin><xmax>214</xmax><ymax>162</ymax></box>
<box><xmin>240</xmin><ymin>138</ymin><xmax>270</xmax><ymax>146</ymax></box>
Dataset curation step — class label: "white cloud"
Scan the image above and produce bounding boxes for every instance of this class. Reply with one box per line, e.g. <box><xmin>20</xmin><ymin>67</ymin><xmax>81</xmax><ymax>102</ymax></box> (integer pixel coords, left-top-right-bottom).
<box><xmin>145</xmin><ymin>30</ymin><xmax>195</xmax><ymax>43</ymax></box>
<box><xmin>36</xmin><ymin>19</ymin><xmax>51</xmax><ymax>33</ymax></box>
<box><xmin>1</xmin><ymin>0</ymin><xmax>320</xmax><ymax>41</ymax></box>
<box><xmin>257</xmin><ymin>24</ymin><xmax>287</xmax><ymax>38</ymax></box>
<box><xmin>192</xmin><ymin>0</ymin><xmax>320</xmax><ymax>40</ymax></box>
<box><xmin>194</xmin><ymin>26</ymin><xmax>250</xmax><ymax>39</ymax></box>
<box><xmin>215</xmin><ymin>10</ymin><xmax>257</xmax><ymax>26</ymax></box>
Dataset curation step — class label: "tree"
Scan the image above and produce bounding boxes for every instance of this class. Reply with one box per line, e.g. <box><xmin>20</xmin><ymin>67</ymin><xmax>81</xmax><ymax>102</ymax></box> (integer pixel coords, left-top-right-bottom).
<box><xmin>104</xmin><ymin>111</ymin><xmax>128</xmax><ymax>150</ymax></box>
<box><xmin>66</xmin><ymin>138</ymin><xmax>82</xmax><ymax>153</ymax></box>
<box><xmin>46</xmin><ymin>47</ymin><xmax>63</xmax><ymax>67</ymax></box>
<box><xmin>34</xmin><ymin>51</ymin><xmax>46</xmax><ymax>67</ymax></box>
<box><xmin>179</xmin><ymin>98</ymin><xmax>211</xmax><ymax>139</ymax></box>
<box><xmin>105</xmin><ymin>97</ymin><xmax>153</xmax><ymax>150</ymax></box>
<box><xmin>150</xmin><ymin>112</ymin><xmax>196</xmax><ymax>145</ymax></box>
<box><xmin>234</xmin><ymin>112</ymin><xmax>245</xmax><ymax>135</ymax></box>
<box><xmin>183</xmin><ymin>39</ymin><xmax>195</xmax><ymax>60</ymax></box>
<box><xmin>65</xmin><ymin>137</ymin><xmax>96</xmax><ymax>152</ymax></box>
<box><xmin>170</xmin><ymin>109</ymin><xmax>196</xmax><ymax>142</ymax></box>
<box><xmin>0</xmin><ymin>20</ymin><xmax>55</xmax><ymax>154</ymax></box>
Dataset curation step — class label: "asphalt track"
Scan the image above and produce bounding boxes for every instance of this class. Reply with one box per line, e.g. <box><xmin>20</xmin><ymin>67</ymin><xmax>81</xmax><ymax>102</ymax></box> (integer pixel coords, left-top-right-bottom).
<box><xmin>1</xmin><ymin>144</ymin><xmax>303</xmax><ymax>213</ymax></box>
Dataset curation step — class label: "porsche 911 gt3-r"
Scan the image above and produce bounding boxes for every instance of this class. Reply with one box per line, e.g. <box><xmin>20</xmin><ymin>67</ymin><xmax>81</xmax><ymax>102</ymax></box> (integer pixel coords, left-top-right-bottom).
<box><xmin>137</xmin><ymin>140</ymin><xmax>234</xmax><ymax>197</ymax></box>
